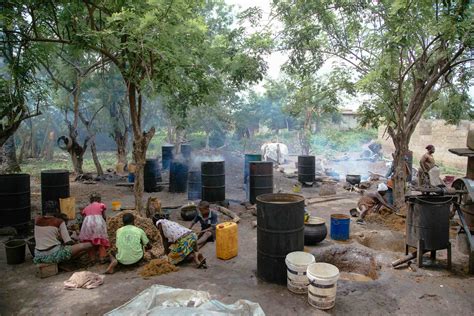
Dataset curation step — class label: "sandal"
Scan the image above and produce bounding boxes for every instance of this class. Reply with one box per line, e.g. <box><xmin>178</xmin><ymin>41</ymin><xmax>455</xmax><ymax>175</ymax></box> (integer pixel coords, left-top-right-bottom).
<box><xmin>356</xmin><ymin>218</ymin><xmax>366</xmax><ymax>225</ymax></box>
<box><xmin>197</xmin><ymin>256</ymin><xmax>207</xmax><ymax>269</ymax></box>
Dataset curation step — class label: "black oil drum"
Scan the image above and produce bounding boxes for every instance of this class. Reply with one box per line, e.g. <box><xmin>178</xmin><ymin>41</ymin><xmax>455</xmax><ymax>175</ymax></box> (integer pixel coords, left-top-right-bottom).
<box><xmin>248</xmin><ymin>162</ymin><xmax>273</xmax><ymax>204</ymax></box>
<box><xmin>169</xmin><ymin>161</ymin><xmax>189</xmax><ymax>193</ymax></box>
<box><xmin>162</xmin><ymin>145</ymin><xmax>174</xmax><ymax>170</ymax></box>
<box><xmin>41</xmin><ymin>170</ymin><xmax>69</xmax><ymax>213</ymax></box>
<box><xmin>257</xmin><ymin>193</ymin><xmax>305</xmax><ymax>285</ymax></box>
<box><xmin>144</xmin><ymin>159</ymin><xmax>159</xmax><ymax>192</ymax></box>
<box><xmin>406</xmin><ymin>195</ymin><xmax>453</xmax><ymax>250</ymax></box>
<box><xmin>155</xmin><ymin>160</ymin><xmax>162</xmax><ymax>184</ymax></box>
<box><xmin>188</xmin><ymin>170</ymin><xmax>202</xmax><ymax>200</ymax></box>
<box><xmin>298</xmin><ymin>155</ymin><xmax>315</xmax><ymax>184</ymax></box>
<box><xmin>0</xmin><ymin>174</ymin><xmax>30</xmax><ymax>227</ymax></box>
<box><xmin>201</xmin><ymin>161</ymin><xmax>225</xmax><ymax>203</ymax></box>
<box><xmin>180</xmin><ymin>143</ymin><xmax>192</xmax><ymax>160</ymax></box>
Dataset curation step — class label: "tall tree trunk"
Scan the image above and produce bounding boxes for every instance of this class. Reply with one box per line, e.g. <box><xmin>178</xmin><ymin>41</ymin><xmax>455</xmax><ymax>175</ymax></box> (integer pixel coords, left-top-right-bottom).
<box><xmin>128</xmin><ymin>83</ymin><xmax>155</xmax><ymax>214</ymax></box>
<box><xmin>39</xmin><ymin>122</ymin><xmax>50</xmax><ymax>158</ymax></box>
<box><xmin>44</xmin><ymin>131</ymin><xmax>55</xmax><ymax>161</ymax></box>
<box><xmin>205</xmin><ymin>131</ymin><xmax>210</xmax><ymax>149</ymax></box>
<box><xmin>0</xmin><ymin>135</ymin><xmax>21</xmax><ymax>174</ymax></box>
<box><xmin>18</xmin><ymin>133</ymin><xmax>30</xmax><ymax>163</ymax></box>
<box><xmin>69</xmin><ymin>143</ymin><xmax>85</xmax><ymax>174</ymax></box>
<box><xmin>392</xmin><ymin>132</ymin><xmax>410</xmax><ymax>211</ymax></box>
<box><xmin>115</xmin><ymin>130</ymin><xmax>128</xmax><ymax>165</ymax></box>
<box><xmin>90</xmin><ymin>140</ymin><xmax>104</xmax><ymax>176</ymax></box>
<box><xmin>28</xmin><ymin>119</ymin><xmax>37</xmax><ymax>158</ymax></box>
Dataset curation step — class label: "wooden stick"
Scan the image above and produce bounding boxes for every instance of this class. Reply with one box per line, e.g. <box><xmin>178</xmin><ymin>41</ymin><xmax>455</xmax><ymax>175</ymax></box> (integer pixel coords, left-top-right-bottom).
<box><xmin>217</xmin><ymin>206</ymin><xmax>240</xmax><ymax>223</ymax></box>
<box><xmin>392</xmin><ymin>252</ymin><xmax>418</xmax><ymax>267</ymax></box>
<box><xmin>306</xmin><ymin>196</ymin><xmax>354</xmax><ymax>205</ymax></box>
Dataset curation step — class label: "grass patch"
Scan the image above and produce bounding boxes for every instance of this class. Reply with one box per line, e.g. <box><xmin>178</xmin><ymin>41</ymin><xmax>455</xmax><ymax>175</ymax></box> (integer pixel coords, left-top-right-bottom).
<box><xmin>20</xmin><ymin>151</ymin><xmax>118</xmax><ymax>178</ymax></box>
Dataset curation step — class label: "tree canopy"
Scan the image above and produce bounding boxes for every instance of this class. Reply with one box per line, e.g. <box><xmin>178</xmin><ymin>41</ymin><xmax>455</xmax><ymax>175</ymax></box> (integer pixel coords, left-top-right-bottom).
<box><xmin>275</xmin><ymin>0</ymin><xmax>474</xmax><ymax>206</ymax></box>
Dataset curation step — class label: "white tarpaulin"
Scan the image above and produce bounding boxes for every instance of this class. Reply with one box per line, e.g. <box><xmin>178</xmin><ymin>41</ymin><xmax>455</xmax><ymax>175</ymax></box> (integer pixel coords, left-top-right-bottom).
<box><xmin>105</xmin><ymin>285</ymin><xmax>265</xmax><ymax>316</ymax></box>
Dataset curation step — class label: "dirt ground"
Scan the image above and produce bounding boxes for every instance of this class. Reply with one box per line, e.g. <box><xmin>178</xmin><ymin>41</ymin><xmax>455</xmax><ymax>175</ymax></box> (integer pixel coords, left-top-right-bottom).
<box><xmin>1</xmin><ymin>152</ymin><xmax>473</xmax><ymax>315</ymax></box>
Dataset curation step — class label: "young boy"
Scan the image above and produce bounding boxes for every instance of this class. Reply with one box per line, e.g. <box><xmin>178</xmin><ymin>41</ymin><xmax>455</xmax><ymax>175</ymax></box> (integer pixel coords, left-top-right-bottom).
<box><xmin>105</xmin><ymin>213</ymin><xmax>150</xmax><ymax>274</ymax></box>
<box><xmin>190</xmin><ymin>201</ymin><xmax>218</xmax><ymax>248</ymax></box>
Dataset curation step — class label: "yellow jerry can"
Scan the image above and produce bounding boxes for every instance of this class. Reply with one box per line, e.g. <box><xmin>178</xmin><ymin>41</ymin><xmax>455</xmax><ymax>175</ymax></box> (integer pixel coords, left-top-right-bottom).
<box><xmin>216</xmin><ymin>222</ymin><xmax>238</xmax><ymax>260</ymax></box>
<box><xmin>59</xmin><ymin>197</ymin><xmax>76</xmax><ymax>220</ymax></box>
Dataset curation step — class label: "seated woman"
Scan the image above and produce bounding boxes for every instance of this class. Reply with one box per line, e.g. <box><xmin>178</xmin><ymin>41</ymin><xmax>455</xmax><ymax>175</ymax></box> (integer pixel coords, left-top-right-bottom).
<box><xmin>105</xmin><ymin>213</ymin><xmax>150</xmax><ymax>274</ymax></box>
<box><xmin>189</xmin><ymin>201</ymin><xmax>218</xmax><ymax>248</ymax></box>
<box><xmin>156</xmin><ymin>218</ymin><xmax>206</xmax><ymax>268</ymax></box>
<box><xmin>34</xmin><ymin>201</ymin><xmax>93</xmax><ymax>265</ymax></box>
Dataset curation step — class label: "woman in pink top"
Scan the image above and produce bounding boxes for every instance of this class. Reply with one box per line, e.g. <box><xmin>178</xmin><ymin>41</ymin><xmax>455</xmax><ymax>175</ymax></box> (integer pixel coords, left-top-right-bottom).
<box><xmin>79</xmin><ymin>193</ymin><xmax>110</xmax><ymax>263</ymax></box>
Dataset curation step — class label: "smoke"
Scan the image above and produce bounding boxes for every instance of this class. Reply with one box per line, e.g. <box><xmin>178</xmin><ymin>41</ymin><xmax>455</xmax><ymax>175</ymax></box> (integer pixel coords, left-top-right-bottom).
<box><xmin>190</xmin><ymin>154</ymin><xmax>225</xmax><ymax>170</ymax></box>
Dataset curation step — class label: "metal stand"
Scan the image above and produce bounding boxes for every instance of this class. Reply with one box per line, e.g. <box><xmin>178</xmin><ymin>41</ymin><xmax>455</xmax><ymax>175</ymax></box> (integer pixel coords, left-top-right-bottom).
<box><xmin>408</xmin><ymin>239</ymin><xmax>452</xmax><ymax>270</ymax></box>
<box><xmin>456</xmin><ymin>205</ymin><xmax>474</xmax><ymax>273</ymax></box>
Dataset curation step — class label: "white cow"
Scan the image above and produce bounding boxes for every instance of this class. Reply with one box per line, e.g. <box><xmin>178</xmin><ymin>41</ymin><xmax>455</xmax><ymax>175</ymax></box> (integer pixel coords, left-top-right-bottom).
<box><xmin>261</xmin><ymin>143</ymin><xmax>289</xmax><ymax>164</ymax></box>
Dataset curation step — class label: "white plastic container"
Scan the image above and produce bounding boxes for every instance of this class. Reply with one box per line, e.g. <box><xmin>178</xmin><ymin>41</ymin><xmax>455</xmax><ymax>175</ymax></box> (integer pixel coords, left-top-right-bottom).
<box><xmin>285</xmin><ymin>251</ymin><xmax>315</xmax><ymax>294</ymax></box>
<box><xmin>307</xmin><ymin>262</ymin><xmax>340</xmax><ymax>310</ymax></box>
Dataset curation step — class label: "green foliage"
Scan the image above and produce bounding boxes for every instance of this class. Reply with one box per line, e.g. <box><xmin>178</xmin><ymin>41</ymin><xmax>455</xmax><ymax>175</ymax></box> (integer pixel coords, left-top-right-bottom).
<box><xmin>275</xmin><ymin>0</ymin><xmax>473</xmax><ymax>204</ymax></box>
<box><xmin>275</xmin><ymin>0</ymin><xmax>473</xmax><ymax>131</ymax></box>
<box><xmin>312</xmin><ymin>128</ymin><xmax>377</xmax><ymax>155</ymax></box>
<box><xmin>424</xmin><ymin>85</ymin><xmax>474</xmax><ymax>124</ymax></box>
<box><xmin>0</xmin><ymin>4</ymin><xmax>47</xmax><ymax>146</ymax></box>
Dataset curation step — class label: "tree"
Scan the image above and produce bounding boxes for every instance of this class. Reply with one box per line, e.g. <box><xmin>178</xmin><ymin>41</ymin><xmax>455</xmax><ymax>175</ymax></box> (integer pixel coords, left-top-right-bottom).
<box><xmin>0</xmin><ymin>135</ymin><xmax>20</xmax><ymax>173</ymax></box>
<box><xmin>276</xmin><ymin>0</ymin><xmax>474</xmax><ymax>207</ymax></box>
<box><xmin>0</xmin><ymin>2</ymin><xmax>44</xmax><ymax>150</ymax></box>
<box><xmin>4</xmin><ymin>1</ymin><xmax>269</xmax><ymax>213</ymax></box>
<box><xmin>261</xmin><ymin>80</ymin><xmax>293</xmax><ymax>134</ymax></box>
<box><xmin>40</xmin><ymin>49</ymin><xmax>103</xmax><ymax>174</ymax></box>
<box><xmin>284</xmin><ymin>74</ymin><xmax>344</xmax><ymax>155</ymax></box>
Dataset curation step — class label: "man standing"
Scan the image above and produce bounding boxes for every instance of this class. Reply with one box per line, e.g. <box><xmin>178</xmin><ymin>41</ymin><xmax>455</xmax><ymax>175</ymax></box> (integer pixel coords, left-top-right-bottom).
<box><xmin>418</xmin><ymin>145</ymin><xmax>436</xmax><ymax>187</ymax></box>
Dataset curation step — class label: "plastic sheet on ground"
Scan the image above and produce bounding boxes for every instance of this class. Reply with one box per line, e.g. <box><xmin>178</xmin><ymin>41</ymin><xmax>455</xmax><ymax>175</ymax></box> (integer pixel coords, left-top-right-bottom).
<box><xmin>105</xmin><ymin>285</ymin><xmax>265</xmax><ymax>316</ymax></box>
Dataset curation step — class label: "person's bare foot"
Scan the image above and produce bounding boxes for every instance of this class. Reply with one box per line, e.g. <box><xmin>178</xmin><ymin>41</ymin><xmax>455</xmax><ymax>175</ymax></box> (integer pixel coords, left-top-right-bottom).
<box><xmin>104</xmin><ymin>258</ymin><xmax>117</xmax><ymax>274</ymax></box>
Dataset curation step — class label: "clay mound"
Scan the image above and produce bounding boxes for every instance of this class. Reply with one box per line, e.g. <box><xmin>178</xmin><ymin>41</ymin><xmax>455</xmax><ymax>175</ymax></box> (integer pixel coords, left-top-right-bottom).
<box><xmin>312</xmin><ymin>246</ymin><xmax>379</xmax><ymax>280</ymax></box>
<box><xmin>107</xmin><ymin>211</ymin><xmax>164</xmax><ymax>259</ymax></box>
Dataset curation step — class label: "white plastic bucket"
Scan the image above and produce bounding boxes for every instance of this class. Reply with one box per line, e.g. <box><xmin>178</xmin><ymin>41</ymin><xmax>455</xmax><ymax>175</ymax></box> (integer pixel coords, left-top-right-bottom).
<box><xmin>285</xmin><ymin>251</ymin><xmax>315</xmax><ymax>294</ymax></box>
<box><xmin>307</xmin><ymin>262</ymin><xmax>340</xmax><ymax>310</ymax></box>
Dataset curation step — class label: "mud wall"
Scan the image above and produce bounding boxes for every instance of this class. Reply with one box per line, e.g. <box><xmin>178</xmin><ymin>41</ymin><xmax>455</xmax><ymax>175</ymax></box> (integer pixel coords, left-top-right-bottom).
<box><xmin>378</xmin><ymin>119</ymin><xmax>473</xmax><ymax>170</ymax></box>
